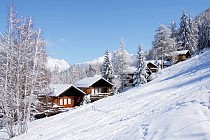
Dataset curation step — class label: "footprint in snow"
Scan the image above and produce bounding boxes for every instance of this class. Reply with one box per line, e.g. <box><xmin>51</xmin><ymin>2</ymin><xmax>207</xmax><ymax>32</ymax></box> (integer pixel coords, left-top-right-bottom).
<box><xmin>142</xmin><ymin>124</ymin><xmax>149</xmax><ymax>135</ymax></box>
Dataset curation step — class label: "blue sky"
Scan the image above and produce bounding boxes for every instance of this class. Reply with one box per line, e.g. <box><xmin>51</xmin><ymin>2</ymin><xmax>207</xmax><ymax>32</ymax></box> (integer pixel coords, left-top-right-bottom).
<box><xmin>0</xmin><ymin>0</ymin><xmax>209</xmax><ymax>64</ymax></box>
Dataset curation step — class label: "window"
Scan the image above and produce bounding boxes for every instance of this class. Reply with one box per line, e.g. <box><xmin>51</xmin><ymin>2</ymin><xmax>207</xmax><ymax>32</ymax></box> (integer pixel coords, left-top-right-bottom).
<box><xmin>60</xmin><ymin>99</ymin><xmax>63</xmax><ymax>105</ymax></box>
<box><xmin>91</xmin><ymin>88</ymin><xmax>94</xmax><ymax>94</ymax></box>
<box><xmin>68</xmin><ymin>98</ymin><xmax>71</xmax><ymax>104</ymax></box>
<box><xmin>64</xmin><ymin>99</ymin><xmax>67</xmax><ymax>105</ymax></box>
<box><xmin>95</xmin><ymin>88</ymin><xmax>99</xmax><ymax>93</ymax></box>
<box><xmin>101</xmin><ymin>88</ymin><xmax>107</xmax><ymax>93</ymax></box>
<box><xmin>99</xmin><ymin>88</ymin><xmax>102</xmax><ymax>93</ymax></box>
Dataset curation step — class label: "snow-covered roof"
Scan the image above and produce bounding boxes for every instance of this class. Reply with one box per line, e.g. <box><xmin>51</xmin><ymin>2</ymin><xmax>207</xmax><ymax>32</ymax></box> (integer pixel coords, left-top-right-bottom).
<box><xmin>74</xmin><ymin>77</ymin><xmax>113</xmax><ymax>88</ymax></box>
<box><xmin>48</xmin><ymin>84</ymin><xmax>85</xmax><ymax>97</ymax></box>
<box><xmin>145</xmin><ymin>60</ymin><xmax>158</xmax><ymax>66</ymax></box>
<box><xmin>146</xmin><ymin>60</ymin><xmax>170</xmax><ymax>67</ymax></box>
<box><xmin>166</xmin><ymin>50</ymin><xmax>190</xmax><ymax>56</ymax></box>
<box><xmin>124</xmin><ymin>66</ymin><xmax>137</xmax><ymax>74</ymax></box>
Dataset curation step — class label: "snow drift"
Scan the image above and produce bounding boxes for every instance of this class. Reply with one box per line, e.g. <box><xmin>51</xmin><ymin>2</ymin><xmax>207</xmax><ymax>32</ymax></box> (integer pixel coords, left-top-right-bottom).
<box><xmin>11</xmin><ymin>50</ymin><xmax>210</xmax><ymax>140</ymax></box>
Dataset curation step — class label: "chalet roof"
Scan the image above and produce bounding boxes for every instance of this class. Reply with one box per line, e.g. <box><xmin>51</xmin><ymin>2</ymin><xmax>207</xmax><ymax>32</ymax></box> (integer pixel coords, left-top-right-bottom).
<box><xmin>146</xmin><ymin>61</ymin><xmax>158</xmax><ymax>68</ymax></box>
<box><xmin>74</xmin><ymin>76</ymin><xmax>113</xmax><ymax>88</ymax></box>
<box><xmin>146</xmin><ymin>60</ymin><xmax>157</xmax><ymax>65</ymax></box>
<box><xmin>124</xmin><ymin>66</ymin><xmax>137</xmax><ymax>74</ymax></box>
<box><xmin>146</xmin><ymin>60</ymin><xmax>171</xmax><ymax>67</ymax></box>
<box><xmin>48</xmin><ymin>84</ymin><xmax>86</xmax><ymax>97</ymax></box>
<box><xmin>166</xmin><ymin>50</ymin><xmax>190</xmax><ymax>56</ymax></box>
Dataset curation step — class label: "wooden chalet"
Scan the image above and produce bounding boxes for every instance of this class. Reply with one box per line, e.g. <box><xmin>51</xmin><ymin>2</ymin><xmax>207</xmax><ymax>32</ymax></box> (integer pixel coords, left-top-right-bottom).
<box><xmin>177</xmin><ymin>50</ymin><xmax>191</xmax><ymax>62</ymax></box>
<box><xmin>122</xmin><ymin>66</ymin><xmax>153</xmax><ymax>87</ymax></box>
<box><xmin>74</xmin><ymin>77</ymin><xmax>113</xmax><ymax>102</ymax></box>
<box><xmin>166</xmin><ymin>50</ymin><xmax>191</xmax><ymax>63</ymax></box>
<box><xmin>123</xmin><ymin>66</ymin><xmax>137</xmax><ymax>87</ymax></box>
<box><xmin>146</xmin><ymin>62</ymin><xmax>158</xmax><ymax>73</ymax></box>
<box><xmin>39</xmin><ymin>84</ymin><xmax>86</xmax><ymax>109</ymax></box>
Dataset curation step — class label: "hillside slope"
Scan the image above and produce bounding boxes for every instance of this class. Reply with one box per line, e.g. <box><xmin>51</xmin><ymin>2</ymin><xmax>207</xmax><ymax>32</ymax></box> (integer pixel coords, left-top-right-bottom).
<box><xmin>14</xmin><ymin>51</ymin><xmax>210</xmax><ymax>140</ymax></box>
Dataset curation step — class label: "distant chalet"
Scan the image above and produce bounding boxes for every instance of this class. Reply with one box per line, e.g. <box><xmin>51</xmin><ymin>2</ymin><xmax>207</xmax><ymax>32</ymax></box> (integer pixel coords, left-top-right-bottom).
<box><xmin>166</xmin><ymin>50</ymin><xmax>191</xmax><ymax>63</ymax></box>
<box><xmin>146</xmin><ymin>62</ymin><xmax>159</xmax><ymax>73</ymax></box>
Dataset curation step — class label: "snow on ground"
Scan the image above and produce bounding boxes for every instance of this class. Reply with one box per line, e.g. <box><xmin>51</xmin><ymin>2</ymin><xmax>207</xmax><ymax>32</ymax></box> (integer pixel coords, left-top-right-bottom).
<box><xmin>8</xmin><ymin>51</ymin><xmax>210</xmax><ymax>139</ymax></box>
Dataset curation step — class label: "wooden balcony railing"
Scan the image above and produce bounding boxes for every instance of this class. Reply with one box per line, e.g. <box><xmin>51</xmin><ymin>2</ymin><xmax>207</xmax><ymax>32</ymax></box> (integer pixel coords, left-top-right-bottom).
<box><xmin>90</xmin><ymin>93</ymin><xmax>109</xmax><ymax>101</ymax></box>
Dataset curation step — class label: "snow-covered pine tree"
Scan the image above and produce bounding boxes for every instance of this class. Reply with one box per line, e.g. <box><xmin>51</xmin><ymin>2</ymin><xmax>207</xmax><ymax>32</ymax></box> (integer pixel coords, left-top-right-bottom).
<box><xmin>152</xmin><ymin>24</ymin><xmax>176</xmax><ymax>67</ymax></box>
<box><xmin>112</xmin><ymin>75</ymin><xmax>121</xmax><ymax>94</ymax></box>
<box><xmin>178</xmin><ymin>9</ymin><xmax>191</xmax><ymax>51</ymax></box>
<box><xmin>169</xmin><ymin>21</ymin><xmax>178</xmax><ymax>50</ymax></box>
<box><xmin>198</xmin><ymin>18</ymin><xmax>209</xmax><ymax>51</ymax></box>
<box><xmin>118</xmin><ymin>37</ymin><xmax>129</xmax><ymax>91</ymax></box>
<box><xmin>133</xmin><ymin>44</ymin><xmax>148</xmax><ymax>85</ymax></box>
<box><xmin>111</xmin><ymin>52</ymin><xmax>123</xmax><ymax>94</ymax></box>
<box><xmin>169</xmin><ymin>21</ymin><xmax>178</xmax><ymax>40</ymax></box>
<box><xmin>0</xmin><ymin>4</ymin><xmax>49</xmax><ymax>137</ymax></box>
<box><xmin>111</xmin><ymin>51</ymin><xmax>119</xmax><ymax>74</ymax></box>
<box><xmin>102</xmin><ymin>48</ymin><xmax>114</xmax><ymax>82</ymax></box>
<box><xmin>111</xmin><ymin>37</ymin><xmax>130</xmax><ymax>91</ymax></box>
<box><xmin>188</xmin><ymin>16</ymin><xmax>199</xmax><ymax>53</ymax></box>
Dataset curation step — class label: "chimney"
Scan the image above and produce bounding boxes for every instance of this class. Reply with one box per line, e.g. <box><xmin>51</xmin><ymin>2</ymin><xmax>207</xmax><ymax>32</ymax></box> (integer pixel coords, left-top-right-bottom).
<box><xmin>53</xmin><ymin>87</ymin><xmax>57</xmax><ymax>93</ymax></box>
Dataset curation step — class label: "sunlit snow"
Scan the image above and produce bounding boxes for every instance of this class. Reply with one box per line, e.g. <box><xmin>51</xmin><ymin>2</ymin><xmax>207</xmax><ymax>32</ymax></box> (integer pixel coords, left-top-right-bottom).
<box><xmin>9</xmin><ymin>50</ymin><xmax>210</xmax><ymax>140</ymax></box>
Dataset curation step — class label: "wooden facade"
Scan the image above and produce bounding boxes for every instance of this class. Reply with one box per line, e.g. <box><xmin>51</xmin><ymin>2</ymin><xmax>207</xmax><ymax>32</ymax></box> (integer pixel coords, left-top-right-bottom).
<box><xmin>166</xmin><ymin>50</ymin><xmax>191</xmax><ymax>63</ymax></box>
<box><xmin>75</xmin><ymin>77</ymin><xmax>113</xmax><ymax>102</ymax></box>
<box><xmin>122</xmin><ymin>66</ymin><xmax>154</xmax><ymax>87</ymax></box>
<box><xmin>147</xmin><ymin>62</ymin><xmax>158</xmax><ymax>73</ymax></box>
<box><xmin>123</xmin><ymin>67</ymin><xmax>137</xmax><ymax>87</ymax></box>
<box><xmin>51</xmin><ymin>96</ymin><xmax>81</xmax><ymax>108</ymax></box>
<box><xmin>177</xmin><ymin>51</ymin><xmax>191</xmax><ymax>62</ymax></box>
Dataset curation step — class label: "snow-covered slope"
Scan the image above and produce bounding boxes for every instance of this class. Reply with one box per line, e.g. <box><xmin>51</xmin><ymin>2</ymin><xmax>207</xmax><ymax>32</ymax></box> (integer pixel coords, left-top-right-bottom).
<box><xmin>13</xmin><ymin>51</ymin><xmax>210</xmax><ymax>140</ymax></box>
<box><xmin>47</xmin><ymin>57</ymin><xmax>70</xmax><ymax>72</ymax></box>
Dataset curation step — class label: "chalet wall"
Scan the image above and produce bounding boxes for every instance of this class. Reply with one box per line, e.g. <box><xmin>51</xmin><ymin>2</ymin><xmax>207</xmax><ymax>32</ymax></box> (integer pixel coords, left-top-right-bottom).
<box><xmin>39</xmin><ymin>95</ymin><xmax>82</xmax><ymax>109</ymax></box>
<box><xmin>147</xmin><ymin>63</ymin><xmax>158</xmax><ymax>73</ymax></box>
<box><xmin>53</xmin><ymin>96</ymin><xmax>82</xmax><ymax>108</ymax></box>
<box><xmin>178</xmin><ymin>55</ymin><xmax>187</xmax><ymax>61</ymax></box>
<box><xmin>79</xmin><ymin>87</ymin><xmax>111</xmax><ymax>95</ymax></box>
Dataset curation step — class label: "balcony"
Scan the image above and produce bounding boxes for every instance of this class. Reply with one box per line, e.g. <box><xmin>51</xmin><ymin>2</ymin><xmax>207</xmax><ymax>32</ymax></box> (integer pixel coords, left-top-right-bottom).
<box><xmin>90</xmin><ymin>93</ymin><xmax>109</xmax><ymax>101</ymax></box>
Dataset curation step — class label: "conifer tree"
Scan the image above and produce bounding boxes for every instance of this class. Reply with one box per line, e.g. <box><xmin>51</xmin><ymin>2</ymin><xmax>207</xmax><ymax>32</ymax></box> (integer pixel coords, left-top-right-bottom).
<box><xmin>118</xmin><ymin>37</ymin><xmax>129</xmax><ymax>91</ymax></box>
<box><xmin>169</xmin><ymin>21</ymin><xmax>178</xmax><ymax>50</ymax></box>
<box><xmin>178</xmin><ymin>10</ymin><xmax>191</xmax><ymax>51</ymax></box>
<box><xmin>198</xmin><ymin>19</ymin><xmax>209</xmax><ymax>51</ymax></box>
<box><xmin>188</xmin><ymin>16</ymin><xmax>199</xmax><ymax>53</ymax></box>
<box><xmin>169</xmin><ymin>21</ymin><xmax>178</xmax><ymax>40</ymax></box>
<box><xmin>111</xmin><ymin>52</ymin><xmax>119</xmax><ymax>74</ymax></box>
<box><xmin>152</xmin><ymin>24</ymin><xmax>176</xmax><ymax>62</ymax></box>
<box><xmin>102</xmin><ymin>48</ymin><xmax>114</xmax><ymax>82</ymax></box>
<box><xmin>133</xmin><ymin>44</ymin><xmax>148</xmax><ymax>85</ymax></box>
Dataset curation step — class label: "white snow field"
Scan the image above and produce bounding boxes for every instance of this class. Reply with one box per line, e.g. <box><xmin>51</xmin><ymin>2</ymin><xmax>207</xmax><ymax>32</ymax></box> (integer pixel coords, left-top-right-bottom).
<box><xmin>11</xmin><ymin>50</ymin><xmax>210</xmax><ymax>140</ymax></box>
